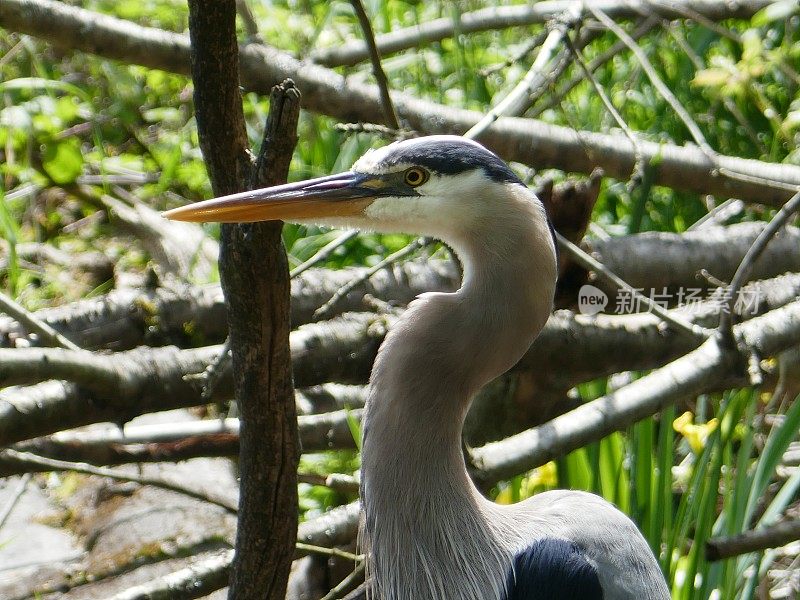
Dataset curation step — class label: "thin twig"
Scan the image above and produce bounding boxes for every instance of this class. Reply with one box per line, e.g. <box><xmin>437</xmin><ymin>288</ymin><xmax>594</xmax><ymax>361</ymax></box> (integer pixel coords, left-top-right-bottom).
<box><xmin>588</xmin><ymin>5</ymin><xmax>718</xmax><ymax>166</ymax></box>
<box><xmin>651</xmin><ymin>0</ymin><xmax>741</xmax><ymax>42</ymax></box>
<box><xmin>299</xmin><ymin>472</ymin><xmax>360</xmax><ymax>495</ymax></box>
<box><xmin>235</xmin><ymin>0</ymin><xmax>261</xmax><ymax>42</ymax></box>
<box><xmin>296</xmin><ymin>542</ymin><xmax>364</xmax><ymax>562</ymax></box>
<box><xmin>107</xmin><ymin>549</ymin><xmax>233</xmax><ymax>600</ymax></box>
<box><xmin>564</xmin><ymin>33</ymin><xmax>644</xmax><ymax>185</ymax></box>
<box><xmin>719</xmin><ymin>190</ymin><xmax>800</xmax><ymax>340</ymax></box>
<box><xmin>312</xmin><ymin>238</ymin><xmax>429</xmax><ymax>321</ymax></box>
<box><xmin>320</xmin><ymin>562</ymin><xmax>367</xmax><ymax>600</ymax></box>
<box><xmin>335</xmin><ymin>122</ymin><xmax>417</xmax><ymax>140</ymax></box>
<box><xmin>348</xmin><ymin>0</ymin><xmax>399</xmax><ymax>130</ymax></box>
<box><xmin>716</xmin><ymin>167</ymin><xmax>800</xmax><ymax>193</ymax></box>
<box><xmin>198</xmin><ymin>337</ymin><xmax>232</xmax><ymax>401</ymax></box>
<box><xmin>465</xmin><ymin>5</ymin><xmax>581</xmax><ymax>140</ymax></box>
<box><xmin>291</xmin><ymin>231</ymin><xmax>359</xmax><ymax>278</ymax></box>
<box><xmin>687</xmin><ymin>198</ymin><xmax>744</xmax><ymax>231</ymax></box>
<box><xmin>0</xmin><ymin>290</ymin><xmax>82</xmax><ymax>351</ymax></box>
<box><xmin>1</xmin><ymin>448</ymin><xmax>239</xmax><ymax>514</ymax></box>
<box><xmin>0</xmin><ymin>472</ymin><xmax>31</xmax><ymax>531</ymax></box>
<box><xmin>555</xmin><ymin>232</ymin><xmax>709</xmax><ymax>341</ymax></box>
<box><xmin>478</xmin><ymin>29</ymin><xmax>549</xmax><ymax>77</ymax></box>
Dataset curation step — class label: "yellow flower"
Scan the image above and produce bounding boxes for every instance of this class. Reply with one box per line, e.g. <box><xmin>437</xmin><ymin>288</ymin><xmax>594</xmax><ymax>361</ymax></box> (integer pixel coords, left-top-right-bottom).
<box><xmin>525</xmin><ymin>461</ymin><xmax>558</xmax><ymax>494</ymax></box>
<box><xmin>673</xmin><ymin>411</ymin><xmax>718</xmax><ymax>453</ymax></box>
<box><xmin>495</xmin><ymin>462</ymin><xmax>558</xmax><ymax>504</ymax></box>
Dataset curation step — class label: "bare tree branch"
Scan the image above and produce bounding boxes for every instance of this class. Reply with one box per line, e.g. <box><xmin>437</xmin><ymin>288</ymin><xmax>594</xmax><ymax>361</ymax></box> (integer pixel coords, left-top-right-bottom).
<box><xmin>290</xmin><ymin>231</ymin><xmax>359</xmax><ymax>278</ymax></box>
<box><xmin>556</xmin><ymin>232</ymin><xmax>708</xmax><ymax>340</ymax></box>
<box><xmin>312</xmin><ymin>237</ymin><xmax>428</xmax><ymax>321</ymax></box>
<box><xmin>529</xmin><ymin>17</ymin><xmax>658</xmax><ymax>118</ymax></box>
<box><xmin>2</xmin><ymin>0</ymin><xmax>800</xmax><ymax>204</ymax></box>
<box><xmin>0</xmin><ymin>409</ymin><xmax>360</xmax><ymax>477</ymax></box>
<box><xmin>565</xmin><ymin>33</ymin><xmax>644</xmax><ymax>184</ymax></box>
<box><xmin>309</xmin><ymin>0</ymin><xmax>774</xmax><ymax>67</ymax></box>
<box><xmin>706</xmin><ymin>519</ymin><xmax>800</xmax><ymax>561</ymax></box>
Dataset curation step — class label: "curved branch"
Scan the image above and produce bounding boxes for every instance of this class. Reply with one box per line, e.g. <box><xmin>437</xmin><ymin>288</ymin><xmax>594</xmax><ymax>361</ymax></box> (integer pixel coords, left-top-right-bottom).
<box><xmin>1</xmin><ymin>0</ymin><xmax>799</xmax><ymax>204</ymax></box>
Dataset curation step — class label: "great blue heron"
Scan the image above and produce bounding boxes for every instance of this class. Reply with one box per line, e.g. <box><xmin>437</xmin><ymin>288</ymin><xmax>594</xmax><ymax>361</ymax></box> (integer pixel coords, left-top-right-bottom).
<box><xmin>164</xmin><ymin>136</ymin><xmax>670</xmax><ymax>599</ymax></box>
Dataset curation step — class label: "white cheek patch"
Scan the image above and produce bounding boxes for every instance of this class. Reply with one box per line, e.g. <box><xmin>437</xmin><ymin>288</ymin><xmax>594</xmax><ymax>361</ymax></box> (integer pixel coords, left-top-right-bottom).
<box><xmin>364</xmin><ymin>196</ymin><xmax>428</xmax><ymax>222</ymax></box>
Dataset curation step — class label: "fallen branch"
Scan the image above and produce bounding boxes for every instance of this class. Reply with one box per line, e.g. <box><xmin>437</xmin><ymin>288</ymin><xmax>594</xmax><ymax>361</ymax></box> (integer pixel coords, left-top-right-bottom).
<box><xmin>3</xmin><ymin>222</ymin><xmax>797</xmax><ymax>351</ymax></box>
<box><xmin>108</xmin><ymin>549</ymin><xmax>234</xmax><ymax>600</ymax></box>
<box><xmin>705</xmin><ymin>519</ymin><xmax>800</xmax><ymax>561</ymax></box>
<box><xmin>2</xmin><ymin>0</ymin><xmax>799</xmax><ymax>204</ymax></box>
<box><xmin>3</xmin><ymin>271</ymin><xmax>799</xmax><ymax>448</ymax></box>
<box><xmin>556</xmin><ymin>232</ymin><xmax>708</xmax><ymax>341</ymax></box>
<box><xmin>0</xmin><ymin>409</ymin><xmax>361</xmax><ymax>477</ymax></box>
<box><xmin>98</xmin><ymin>190</ymin><xmax>219</xmax><ymax>281</ymax></box>
<box><xmin>587</xmin><ymin>222</ymin><xmax>800</xmax><ymax>292</ymax></box>
<box><xmin>0</xmin><ymin>259</ymin><xmax>457</xmax><ymax>349</ymax></box>
<box><xmin>105</xmin><ymin>501</ymin><xmax>361</xmax><ymax>600</ymax></box>
<box><xmin>0</xmin><ymin>290</ymin><xmax>82</xmax><ymax>350</ymax></box>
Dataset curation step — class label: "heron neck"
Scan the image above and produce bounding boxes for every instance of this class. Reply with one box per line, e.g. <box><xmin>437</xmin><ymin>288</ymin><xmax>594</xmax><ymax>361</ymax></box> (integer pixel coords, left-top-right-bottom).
<box><xmin>363</xmin><ymin>222</ymin><xmax>555</xmax><ymax>489</ymax></box>
<box><xmin>361</xmin><ymin>189</ymin><xmax>556</xmax><ymax>600</ymax></box>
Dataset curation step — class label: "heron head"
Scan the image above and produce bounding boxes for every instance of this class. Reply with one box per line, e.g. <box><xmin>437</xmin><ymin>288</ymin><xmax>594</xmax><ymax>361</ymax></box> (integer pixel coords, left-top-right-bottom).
<box><xmin>162</xmin><ymin>135</ymin><xmax>529</xmax><ymax>238</ymax></box>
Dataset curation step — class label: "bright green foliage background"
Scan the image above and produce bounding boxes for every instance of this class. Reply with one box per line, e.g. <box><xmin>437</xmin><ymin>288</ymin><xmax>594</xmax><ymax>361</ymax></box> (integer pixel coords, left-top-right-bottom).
<box><xmin>1</xmin><ymin>1</ymin><xmax>799</xmax><ymax>598</ymax></box>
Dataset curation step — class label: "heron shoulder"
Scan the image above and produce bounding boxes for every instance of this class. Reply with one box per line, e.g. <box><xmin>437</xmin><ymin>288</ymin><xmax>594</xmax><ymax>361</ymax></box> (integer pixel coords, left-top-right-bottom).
<box><xmin>509</xmin><ymin>490</ymin><xmax>671</xmax><ymax>599</ymax></box>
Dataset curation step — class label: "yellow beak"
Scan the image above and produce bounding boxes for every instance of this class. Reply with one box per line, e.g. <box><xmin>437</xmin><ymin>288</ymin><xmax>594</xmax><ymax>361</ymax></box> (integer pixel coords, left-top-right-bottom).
<box><xmin>162</xmin><ymin>172</ymin><xmax>381</xmax><ymax>223</ymax></box>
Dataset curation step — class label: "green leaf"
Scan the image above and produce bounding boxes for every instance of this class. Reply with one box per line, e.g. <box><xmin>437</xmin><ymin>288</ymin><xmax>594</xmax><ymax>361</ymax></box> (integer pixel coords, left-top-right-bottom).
<box><xmin>752</xmin><ymin>0</ymin><xmax>800</xmax><ymax>26</ymax></box>
<box><xmin>741</xmin><ymin>30</ymin><xmax>764</xmax><ymax>63</ymax></box>
<box><xmin>692</xmin><ymin>68</ymin><xmax>731</xmax><ymax>89</ymax></box>
<box><xmin>42</xmin><ymin>139</ymin><xmax>84</xmax><ymax>185</ymax></box>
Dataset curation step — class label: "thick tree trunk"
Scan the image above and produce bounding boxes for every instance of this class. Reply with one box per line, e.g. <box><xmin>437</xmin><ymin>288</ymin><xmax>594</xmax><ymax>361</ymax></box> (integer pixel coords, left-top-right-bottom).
<box><xmin>186</xmin><ymin>2</ymin><xmax>298</xmax><ymax>599</ymax></box>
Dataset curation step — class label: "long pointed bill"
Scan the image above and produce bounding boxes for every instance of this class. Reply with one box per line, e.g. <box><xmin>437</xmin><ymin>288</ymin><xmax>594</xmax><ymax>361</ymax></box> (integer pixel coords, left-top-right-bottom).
<box><xmin>162</xmin><ymin>172</ymin><xmax>381</xmax><ymax>223</ymax></box>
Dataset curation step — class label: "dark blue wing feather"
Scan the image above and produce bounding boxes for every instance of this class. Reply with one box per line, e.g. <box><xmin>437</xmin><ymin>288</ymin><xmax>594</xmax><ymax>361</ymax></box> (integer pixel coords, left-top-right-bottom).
<box><xmin>505</xmin><ymin>538</ymin><xmax>604</xmax><ymax>599</ymax></box>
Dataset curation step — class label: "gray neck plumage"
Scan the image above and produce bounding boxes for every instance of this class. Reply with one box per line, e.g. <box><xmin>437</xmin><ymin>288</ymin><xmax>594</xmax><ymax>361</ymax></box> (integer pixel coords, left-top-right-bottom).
<box><xmin>360</xmin><ymin>187</ymin><xmax>557</xmax><ymax>600</ymax></box>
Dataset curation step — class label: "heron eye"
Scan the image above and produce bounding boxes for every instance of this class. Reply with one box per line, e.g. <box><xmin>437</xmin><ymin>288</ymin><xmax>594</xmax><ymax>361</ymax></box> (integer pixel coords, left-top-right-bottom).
<box><xmin>404</xmin><ymin>167</ymin><xmax>429</xmax><ymax>187</ymax></box>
